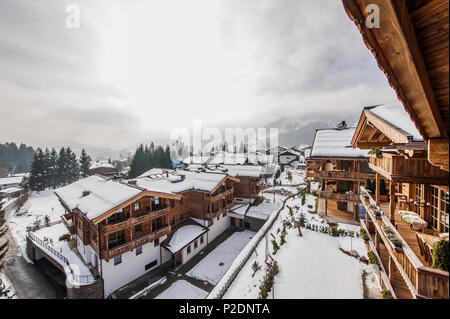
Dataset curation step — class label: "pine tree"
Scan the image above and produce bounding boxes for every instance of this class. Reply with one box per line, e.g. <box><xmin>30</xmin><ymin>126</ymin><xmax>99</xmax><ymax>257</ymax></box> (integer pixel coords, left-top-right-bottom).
<box><xmin>56</xmin><ymin>147</ymin><xmax>67</xmax><ymax>186</ymax></box>
<box><xmin>65</xmin><ymin>147</ymin><xmax>80</xmax><ymax>184</ymax></box>
<box><xmin>29</xmin><ymin>148</ymin><xmax>45</xmax><ymax>191</ymax></box>
<box><xmin>48</xmin><ymin>148</ymin><xmax>58</xmax><ymax>188</ymax></box>
<box><xmin>79</xmin><ymin>149</ymin><xmax>92</xmax><ymax>178</ymax></box>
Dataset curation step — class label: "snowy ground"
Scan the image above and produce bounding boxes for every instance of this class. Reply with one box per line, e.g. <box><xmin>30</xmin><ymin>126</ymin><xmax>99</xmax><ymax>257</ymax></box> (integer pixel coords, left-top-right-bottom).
<box><xmin>186</xmin><ymin>230</ymin><xmax>256</xmax><ymax>285</ymax></box>
<box><xmin>221</xmin><ymin>176</ymin><xmax>368</xmax><ymax>299</ymax></box>
<box><xmin>7</xmin><ymin>190</ymin><xmax>65</xmax><ymax>258</ymax></box>
<box><xmin>278</xmin><ymin>167</ymin><xmax>305</xmax><ymax>185</ymax></box>
<box><xmin>154</xmin><ymin>280</ymin><xmax>208</xmax><ymax>299</ymax></box>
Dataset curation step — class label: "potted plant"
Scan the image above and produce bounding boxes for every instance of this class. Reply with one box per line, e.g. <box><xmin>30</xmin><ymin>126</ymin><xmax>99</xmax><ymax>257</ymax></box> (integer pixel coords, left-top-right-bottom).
<box><xmin>382</xmin><ymin>226</ymin><xmax>403</xmax><ymax>253</ymax></box>
<box><xmin>369</xmin><ymin>147</ymin><xmax>383</xmax><ymax>158</ymax></box>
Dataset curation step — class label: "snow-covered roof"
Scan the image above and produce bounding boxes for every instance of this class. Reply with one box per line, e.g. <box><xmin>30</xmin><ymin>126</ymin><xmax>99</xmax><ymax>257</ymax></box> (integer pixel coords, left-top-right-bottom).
<box><xmin>246</xmin><ymin>201</ymin><xmax>276</xmax><ymax>220</ymax></box>
<box><xmin>0</xmin><ymin>187</ymin><xmax>22</xmax><ymax>194</ymax></box>
<box><xmin>165</xmin><ymin>224</ymin><xmax>206</xmax><ymax>253</ymax></box>
<box><xmin>366</xmin><ymin>104</ymin><xmax>423</xmax><ymax>142</ymax></box>
<box><xmin>230</xmin><ymin>204</ymin><xmax>249</xmax><ymax>216</ymax></box>
<box><xmin>54</xmin><ymin>175</ymin><xmax>142</xmax><ymax>220</ymax></box>
<box><xmin>304</xmin><ymin>148</ymin><xmax>312</xmax><ymax>159</ymax></box>
<box><xmin>219</xmin><ymin>165</ymin><xmax>262</xmax><ymax>178</ymax></box>
<box><xmin>0</xmin><ymin>176</ymin><xmax>24</xmax><ymax>186</ymax></box>
<box><xmin>135</xmin><ymin>170</ymin><xmax>228</xmax><ymax>194</ymax></box>
<box><xmin>181</xmin><ymin>156</ymin><xmax>211</xmax><ymax>165</ymax></box>
<box><xmin>310</xmin><ymin>127</ymin><xmax>369</xmax><ymax>159</ymax></box>
<box><xmin>138</xmin><ymin>168</ymin><xmax>174</xmax><ymax>178</ymax></box>
<box><xmin>209</xmin><ymin>152</ymin><xmax>248</xmax><ymax>165</ymax></box>
<box><xmin>279</xmin><ymin>149</ymin><xmax>301</xmax><ymax>157</ymax></box>
<box><xmin>89</xmin><ymin>161</ymin><xmax>116</xmax><ymax>170</ymax></box>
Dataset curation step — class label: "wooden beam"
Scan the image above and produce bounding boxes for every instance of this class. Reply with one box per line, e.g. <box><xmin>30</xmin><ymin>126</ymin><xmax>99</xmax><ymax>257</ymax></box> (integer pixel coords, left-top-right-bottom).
<box><xmin>428</xmin><ymin>139</ymin><xmax>449</xmax><ymax>171</ymax></box>
<box><xmin>342</xmin><ymin>0</ymin><xmax>447</xmax><ymax>141</ymax></box>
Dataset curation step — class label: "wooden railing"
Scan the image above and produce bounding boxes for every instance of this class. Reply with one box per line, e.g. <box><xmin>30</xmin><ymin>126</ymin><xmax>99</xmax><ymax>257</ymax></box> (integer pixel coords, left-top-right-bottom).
<box><xmin>359</xmin><ymin>187</ymin><xmax>449</xmax><ymax>299</ymax></box>
<box><xmin>103</xmin><ymin>226</ymin><xmax>171</xmax><ymax>260</ymax></box>
<box><xmin>209</xmin><ymin>187</ymin><xmax>234</xmax><ymax>202</ymax></box>
<box><xmin>319</xmin><ymin>191</ymin><xmax>360</xmax><ymax>202</ymax></box>
<box><xmin>101</xmin><ymin>207</ymin><xmax>170</xmax><ymax>235</ymax></box>
<box><xmin>369</xmin><ymin>153</ymin><xmax>448</xmax><ymax>181</ymax></box>
<box><xmin>207</xmin><ymin>201</ymin><xmax>234</xmax><ymax>220</ymax></box>
<box><xmin>316</xmin><ymin>170</ymin><xmax>374</xmax><ymax>181</ymax></box>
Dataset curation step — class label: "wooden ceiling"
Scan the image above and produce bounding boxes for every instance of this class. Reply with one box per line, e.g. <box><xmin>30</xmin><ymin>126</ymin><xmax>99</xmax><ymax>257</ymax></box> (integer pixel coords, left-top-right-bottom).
<box><xmin>342</xmin><ymin>0</ymin><xmax>449</xmax><ymax>170</ymax></box>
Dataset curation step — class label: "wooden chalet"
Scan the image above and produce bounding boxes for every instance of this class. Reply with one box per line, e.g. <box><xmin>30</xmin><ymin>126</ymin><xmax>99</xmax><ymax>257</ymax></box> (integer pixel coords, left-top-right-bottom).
<box><xmin>307</xmin><ymin>125</ymin><xmax>375</xmax><ymax>221</ymax></box>
<box><xmin>343</xmin><ymin>0</ymin><xmax>449</xmax><ymax>299</ymax></box>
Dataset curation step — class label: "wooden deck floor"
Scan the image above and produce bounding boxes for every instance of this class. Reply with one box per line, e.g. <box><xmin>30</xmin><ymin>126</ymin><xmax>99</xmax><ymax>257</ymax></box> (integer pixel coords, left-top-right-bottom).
<box><xmin>379</xmin><ymin>203</ymin><xmax>429</xmax><ymax>266</ymax></box>
<box><xmin>378</xmin><ymin>242</ymin><xmax>413</xmax><ymax>299</ymax></box>
<box><xmin>324</xmin><ymin>200</ymin><xmax>356</xmax><ymax>222</ymax></box>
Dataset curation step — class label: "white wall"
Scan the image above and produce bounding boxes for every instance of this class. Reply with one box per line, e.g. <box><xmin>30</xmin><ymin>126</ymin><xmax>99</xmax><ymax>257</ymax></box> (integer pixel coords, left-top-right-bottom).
<box><xmin>101</xmin><ymin>234</ymin><xmax>167</xmax><ymax>297</ymax></box>
<box><xmin>181</xmin><ymin>234</ymin><xmax>208</xmax><ymax>264</ymax></box>
<box><xmin>207</xmin><ymin>214</ymin><xmax>231</xmax><ymax>243</ymax></box>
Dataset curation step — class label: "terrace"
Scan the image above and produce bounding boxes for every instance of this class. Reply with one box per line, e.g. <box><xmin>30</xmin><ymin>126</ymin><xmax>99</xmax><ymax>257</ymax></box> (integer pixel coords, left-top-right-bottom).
<box><xmin>359</xmin><ymin>187</ymin><xmax>449</xmax><ymax>299</ymax></box>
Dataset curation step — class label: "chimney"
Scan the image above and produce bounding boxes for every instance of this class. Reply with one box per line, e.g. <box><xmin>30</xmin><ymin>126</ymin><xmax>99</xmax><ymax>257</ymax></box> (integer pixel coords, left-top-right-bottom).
<box><xmin>82</xmin><ymin>190</ymin><xmax>90</xmax><ymax>197</ymax></box>
<box><xmin>180</xmin><ymin>174</ymin><xmax>185</xmax><ymax>181</ymax></box>
<box><xmin>128</xmin><ymin>180</ymin><xmax>137</xmax><ymax>185</ymax></box>
<box><xmin>337</xmin><ymin>121</ymin><xmax>347</xmax><ymax>130</ymax></box>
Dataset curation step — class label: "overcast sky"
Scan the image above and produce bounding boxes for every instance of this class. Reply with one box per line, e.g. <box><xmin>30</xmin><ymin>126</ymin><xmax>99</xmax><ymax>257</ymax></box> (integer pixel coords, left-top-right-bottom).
<box><xmin>0</xmin><ymin>0</ymin><xmax>398</xmax><ymax>150</ymax></box>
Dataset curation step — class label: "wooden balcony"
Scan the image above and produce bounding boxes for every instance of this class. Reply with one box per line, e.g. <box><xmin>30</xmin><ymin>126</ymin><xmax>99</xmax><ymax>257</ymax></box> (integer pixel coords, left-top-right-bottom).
<box><xmin>101</xmin><ymin>207</ymin><xmax>170</xmax><ymax>235</ymax></box>
<box><xmin>369</xmin><ymin>152</ymin><xmax>449</xmax><ymax>184</ymax></box>
<box><xmin>206</xmin><ymin>200</ymin><xmax>234</xmax><ymax>220</ymax></box>
<box><xmin>319</xmin><ymin>191</ymin><xmax>360</xmax><ymax>202</ymax></box>
<box><xmin>102</xmin><ymin>226</ymin><xmax>171</xmax><ymax>261</ymax></box>
<box><xmin>315</xmin><ymin>170</ymin><xmax>374</xmax><ymax>181</ymax></box>
<box><xmin>359</xmin><ymin>187</ymin><xmax>449</xmax><ymax>299</ymax></box>
<box><xmin>208</xmin><ymin>187</ymin><xmax>234</xmax><ymax>202</ymax></box>
<box><xmin>61</xmin><ymin>213</ymin><xmax>76</xmax><ymax>234</ymax></box>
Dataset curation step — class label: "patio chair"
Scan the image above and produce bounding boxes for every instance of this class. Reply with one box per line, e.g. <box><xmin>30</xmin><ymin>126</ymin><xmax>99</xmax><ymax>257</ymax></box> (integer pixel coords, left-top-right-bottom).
<box><xmin>416</xmin><ymin>233</ymin><xmax>425</xmax><ymax>257</ymax></box>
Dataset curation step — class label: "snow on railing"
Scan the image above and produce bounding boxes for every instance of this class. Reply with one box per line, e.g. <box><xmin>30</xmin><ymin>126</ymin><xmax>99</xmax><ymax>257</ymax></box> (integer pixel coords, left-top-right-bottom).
<box><xmin>27</xmin><ymin>228</ymin><xmax>98</xmax><ymax>285</ymax></box>
<box><xmin>207</xmin><ymin>187</ymin><xmax>306</xmax><ymax>299</ymax></box>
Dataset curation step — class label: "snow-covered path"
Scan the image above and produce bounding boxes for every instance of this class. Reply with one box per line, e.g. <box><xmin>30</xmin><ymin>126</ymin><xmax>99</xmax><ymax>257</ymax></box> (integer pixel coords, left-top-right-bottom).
<box><xmin>186</xmin><ymin>230</ymin><xmax>256</xmax><ymax>285</ymax></box>
<box><xmin>155</xmin><ymin>280</ymin><xmax>208</xmax><ymax>299</ymax></box>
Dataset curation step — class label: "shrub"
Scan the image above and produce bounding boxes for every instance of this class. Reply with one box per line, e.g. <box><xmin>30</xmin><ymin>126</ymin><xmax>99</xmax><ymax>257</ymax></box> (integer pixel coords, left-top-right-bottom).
<box><xmin>330</xmin><ymin>224</ymin><xmax>340</xmax><ymax>237</ymax></box>
<box><xmin>58</xmin><ymin>233</ymin><xmax>71</xmax><ymax>242</ymax></box>
<box><xmin>272</xmin><ymin>240</ymin><xmax>280</xmax><ymax>254</ymax></box>
<box><xmin>360</xmin><ymin>228</ymin><xmax>369</xmax><ymax>241</ymax></box>
<box><xmin>432</xmin><ymin>239</ymin><xmax>449</xmax><ymax>271</ymax></box>
<box><xmin>381</xmin><ymin>290</ymin><xmax>393</xmax><ymax>299</ymax></box>
<box><xmin>368</xmin><ymin>251</ymin><xmax>381</xmax><ymax>267</ymax></box>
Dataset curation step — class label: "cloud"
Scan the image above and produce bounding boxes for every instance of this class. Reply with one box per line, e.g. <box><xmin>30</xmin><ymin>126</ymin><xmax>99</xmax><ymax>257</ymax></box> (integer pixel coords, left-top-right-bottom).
<box><xmin>0</xmin><ymin>0</ymin><xmax>398</xmax><ymax>151</ymax></box>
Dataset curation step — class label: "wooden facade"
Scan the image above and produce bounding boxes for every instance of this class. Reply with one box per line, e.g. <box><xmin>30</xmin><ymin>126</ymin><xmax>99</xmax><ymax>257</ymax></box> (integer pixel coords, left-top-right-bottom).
<box><xmin>342</xmin><ymin>0</ymin><xmax>449</xmax><ymax>171</ymax></box>
<box><xmin>307</xmin><ymin>157</ymin><xmax>375</xmax><ymax>221</ymax></box>
<box><xmin>60</xmin><ymin>175</ymin><xmax>239</xmax><ymax>265</ymax></box>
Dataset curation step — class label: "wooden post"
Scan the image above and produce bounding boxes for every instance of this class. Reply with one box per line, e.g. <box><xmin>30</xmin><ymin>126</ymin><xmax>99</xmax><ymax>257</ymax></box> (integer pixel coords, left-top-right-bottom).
<box><xmin>325</xmin><ymin>199</ymin><xmax>328</xmax><ymax>216</ymax></box>
<box><xmin>389</xmin><ymin>182</ymin><xmax>396</xmax><ymax>224</ymax></box>
<box><xmin>375</xmin><ymin>173</ymin><xmax>380</xmax><ymax>204</ymax></box>
<box><xmin>353</xmin><ymin>203</ymin><xmax>358</xmax><ymax>221</ymax></box>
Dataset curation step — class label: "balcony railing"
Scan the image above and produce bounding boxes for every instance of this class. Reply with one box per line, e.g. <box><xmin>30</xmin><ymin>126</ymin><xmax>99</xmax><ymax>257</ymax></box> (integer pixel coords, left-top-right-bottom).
<box><xmin>207</xmin><ymin>201</ymin><xmax>234</xmax><ymax>220</ymax></box>
<box><xmin>209</xmin><ymin>187</ymin><xmax>234</xmax><ymax>202</ymax></box>
<box><xmin>101</xmin><ymin>207</ymin><xmax>171</xmax><ymax>235</ymax></box>
<box><xmin>319</xmin><ymin>191</ymin><xmax>360</xmax><ymax>202</ymax></box>
<box><xmin>359</xmin><ymin>187</ymin><xmax>449</xmax><ymax>299</ymax></box>
<box><xmin>103</xmin><ymin>225</ymin><xmax>171</xmax><ymax>260</ymax></box>
<box><xmin>369</xmin><ymin>153</ymin><xmax>448</xmax><ymax>183</ymax></box>
<box><xmin>61</xmin><ymin>214</ymin><xmax>76</xmax><ymax>234</ymax></box>
<box><xmin>316</xmin><ymin>170</ymin><xmax>374</xmax><ymax>181</ymax></box>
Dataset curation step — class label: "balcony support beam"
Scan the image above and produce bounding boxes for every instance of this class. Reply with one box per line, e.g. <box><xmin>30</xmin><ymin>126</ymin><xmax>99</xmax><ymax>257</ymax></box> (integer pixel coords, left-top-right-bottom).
<box><xmin>389</xmin><ymin>182</ymin><xmax>396</xmax><ymax>224</ymax></box>
<box><xmin>375</xmin><ymin>173</ymin><xmax>381</xmax><ymax>205</ymax></box>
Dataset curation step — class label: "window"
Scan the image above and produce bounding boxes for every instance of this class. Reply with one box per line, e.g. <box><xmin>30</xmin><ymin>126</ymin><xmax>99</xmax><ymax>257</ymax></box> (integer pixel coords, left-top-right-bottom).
<box><xmin>440</xmin><ymin>190</ymin><xmax>449</xmax><ymax>233</ymax></box>
<box><xmin>180</xmin><ymin>198</ymin><xmax>183</xmax><ymax>206</ymax></box>
<box><xmin>108</xmin><ymin>230</ymin><xmax>125</xmax><ymax>249</ymax></box>
<box><xmin>114</xmin><ymin>255</ymin><xmax>121</xmax><ymax>266</ymax></box>
<box><xmin>135</xmin><ymin>224</ymin><xmax>142</xmax><ymax>234</ymax></box>
<box><xmin>187</xmin><ymin>245</ymin><xmax>191</xmax><ymax>254</ymax></box>
<box><xmin>145</xmin><ymin>260</ymin><xmax>158</xmax><ymax>271</ymax></box>
<box><xmin>200</xmin><ymin>236</ymin><xmax>204</xmax><ymax>244</ymax></box>
<box><xmin>154</xmin><ymin>238</ymin><xmax>159</xmax><ymax>247</ymax></box>
<box><xmin>194</xmin><ymin>240</ymin><xmax>198</xmax><ymax>249</ymax></box>
<box><xmin>180</xmin><ymin>214</ymin><xmax>184</xmax><ymax>221</ymax></box>
<box><xmin>136</xmin><ymin>246</ymin><xmax>142</xmax><ymax>255</ymax></box>
<box><xmin>170</xmin><ymin>217</ymin><xmax>175</xmax><ymax>225</ymax></box>
<box><xmin>431</xmin><ymin>187</ymin><xmax>439</xmax><ymax>230</ymax></box>
<box><xmin>134</xmin><ymin>203</ymin><xmax>140</xmax><ymax>211</ymax></box>
<box><xmin>170</xmin><ymin>199</ymin><xmax>175</xmax><ymax>208</ymax></box>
